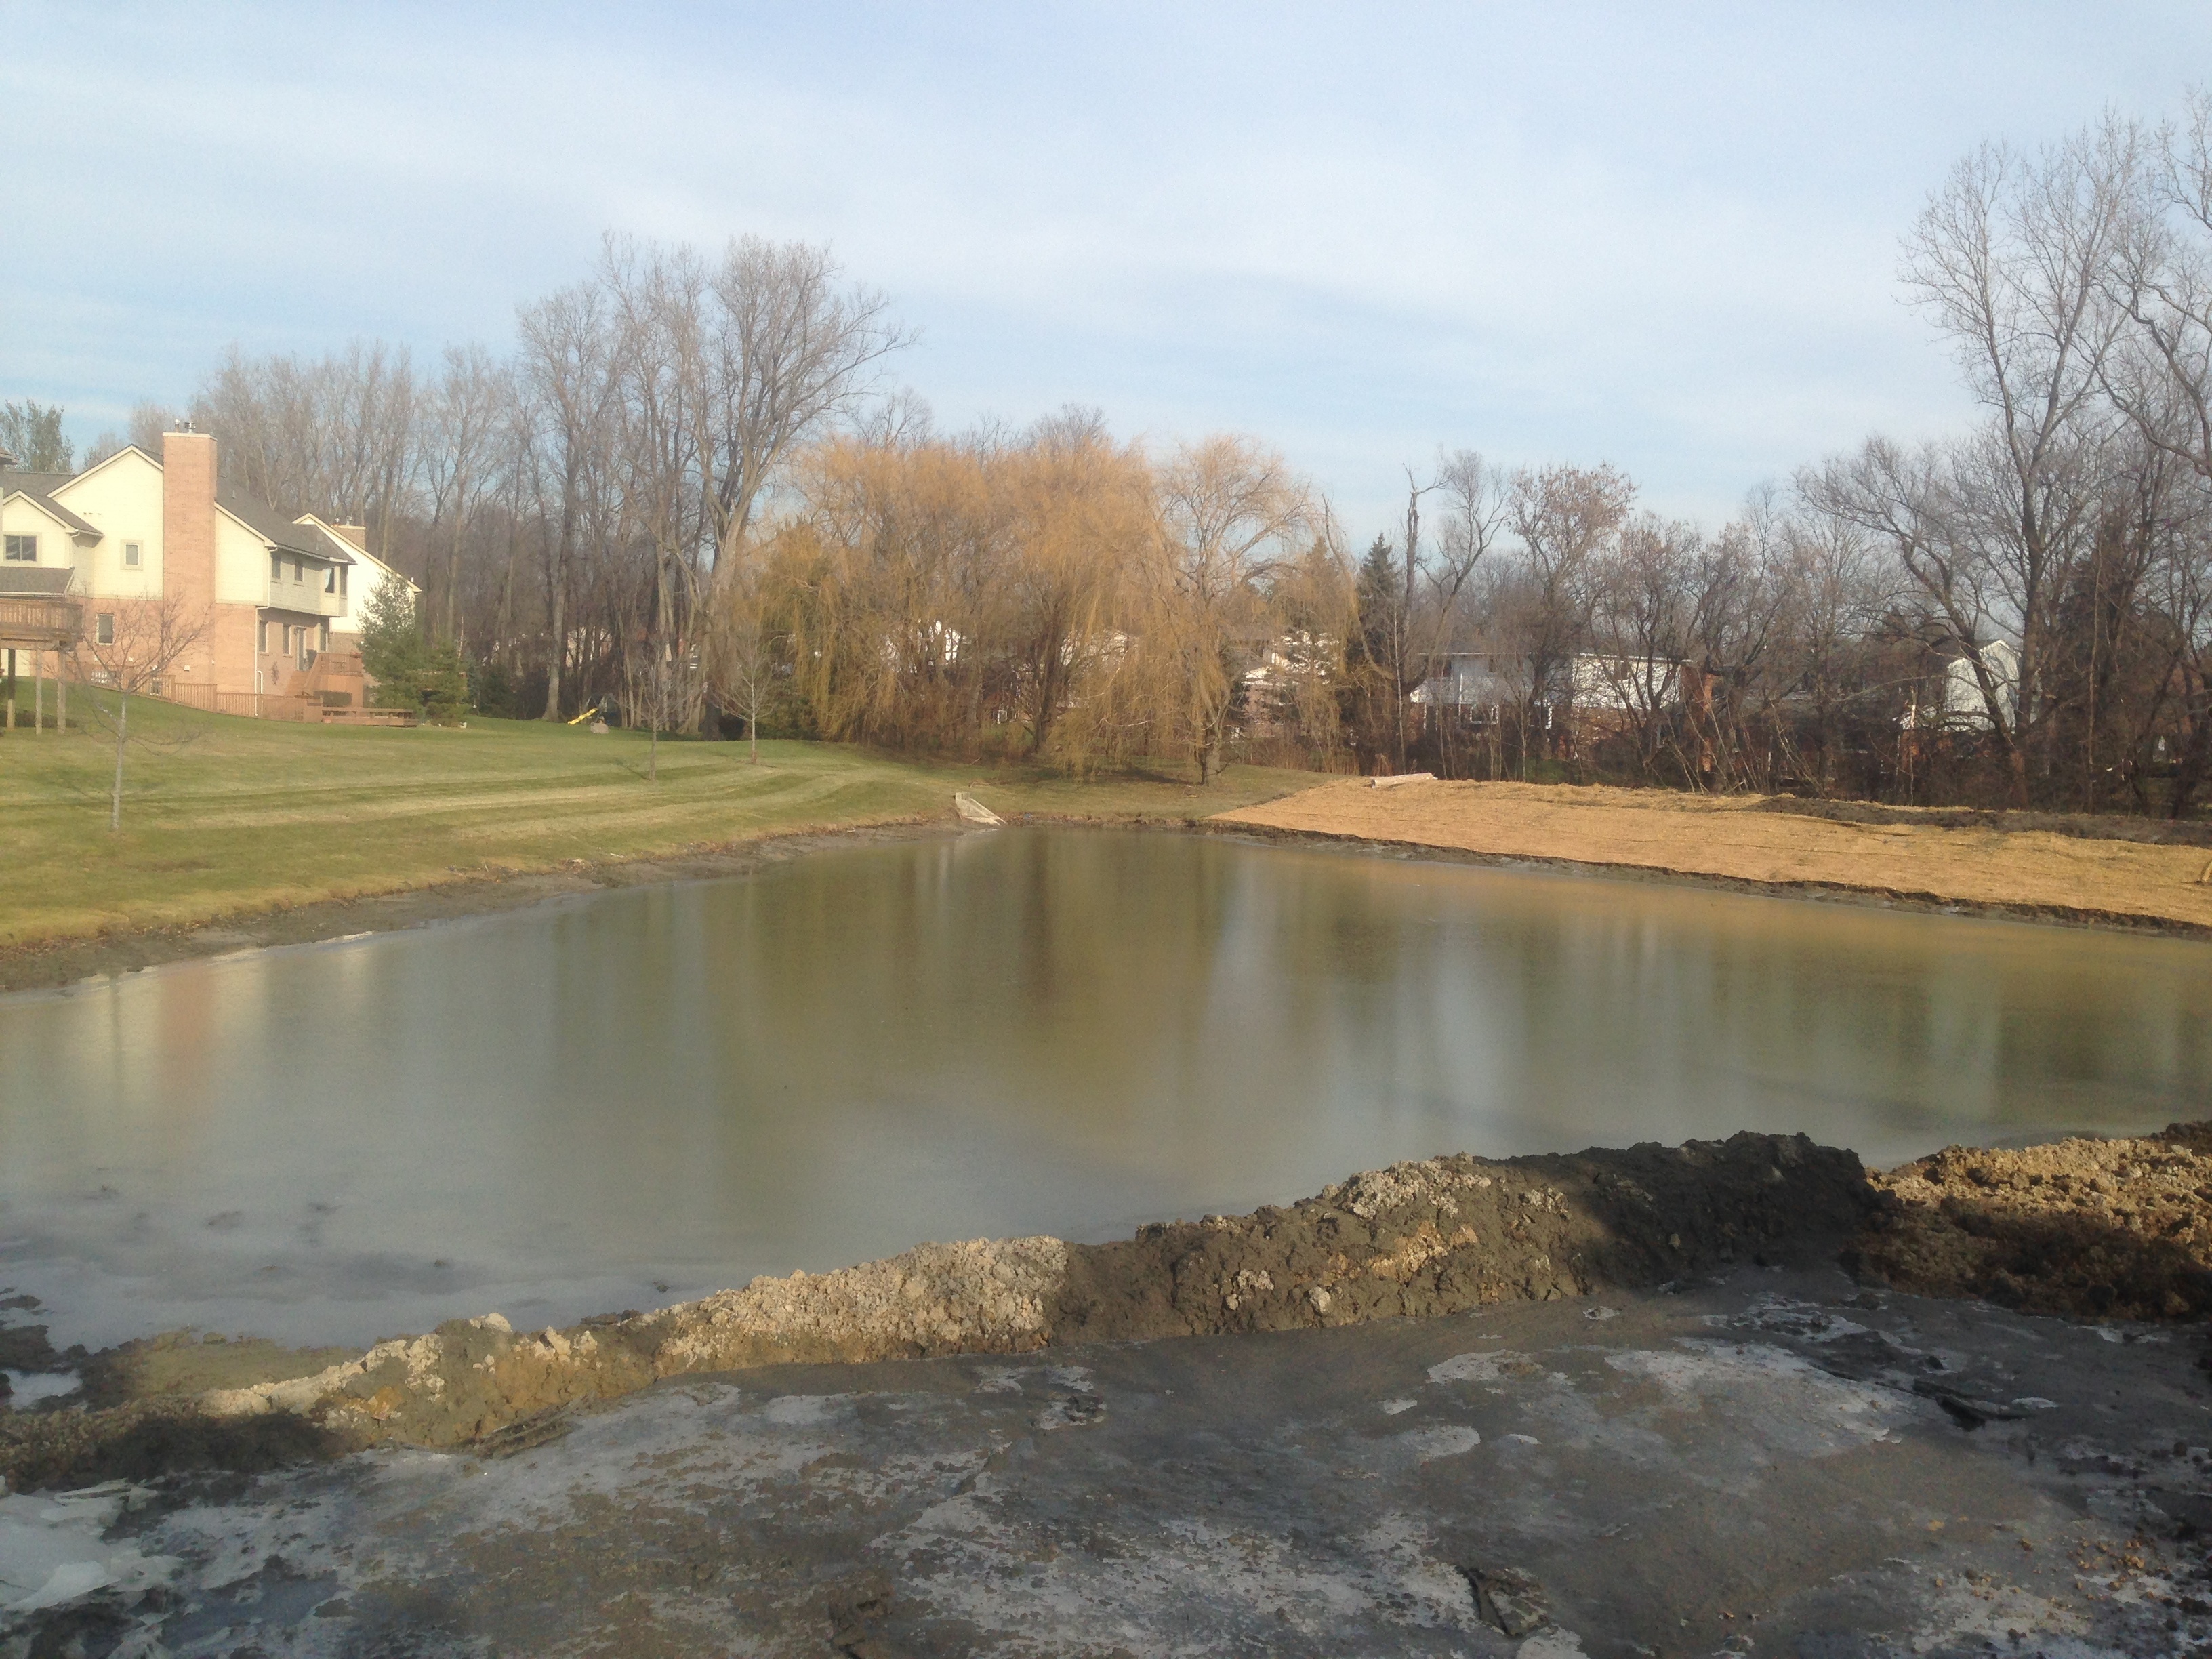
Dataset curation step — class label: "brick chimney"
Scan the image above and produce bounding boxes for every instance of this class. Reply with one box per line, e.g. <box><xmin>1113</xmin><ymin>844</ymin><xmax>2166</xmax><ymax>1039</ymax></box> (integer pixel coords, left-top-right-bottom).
<box><xmin>161</xmin><ymin>429</ymin><xmax>220</xmax><ymax>619</ymax></box>
<box><xmin>161</xmin><ymin>426</ymin><xmax>219</xmax><ymax>621</ymax></box>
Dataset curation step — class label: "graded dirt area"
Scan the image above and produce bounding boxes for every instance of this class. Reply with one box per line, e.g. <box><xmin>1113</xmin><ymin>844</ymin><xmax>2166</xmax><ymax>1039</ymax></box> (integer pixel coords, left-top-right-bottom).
<box><xmin>1212</xmin><ymin>777</ymin><xmax>2212</xmax><ymax>933</ymax></box>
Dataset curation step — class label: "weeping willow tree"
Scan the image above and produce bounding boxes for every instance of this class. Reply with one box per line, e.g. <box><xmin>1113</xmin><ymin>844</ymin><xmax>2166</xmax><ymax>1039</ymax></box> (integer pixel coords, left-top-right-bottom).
<box><xmin>727</xmin><ymin>424</ymin><xmax>1347</xmax><ymax>777</ymax></box>
<box><xmin>1121</xmin><ymin>435</ymin><xmax>1323</xmax><ymax>783</ymax></box>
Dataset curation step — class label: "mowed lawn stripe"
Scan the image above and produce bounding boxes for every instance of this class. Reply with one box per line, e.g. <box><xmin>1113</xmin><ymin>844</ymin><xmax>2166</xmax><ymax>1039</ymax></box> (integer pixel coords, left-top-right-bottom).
<box><xmin>1</xmin><ymin>697</ymin><xmax>1310</xmax><ymax>947</ymax></box>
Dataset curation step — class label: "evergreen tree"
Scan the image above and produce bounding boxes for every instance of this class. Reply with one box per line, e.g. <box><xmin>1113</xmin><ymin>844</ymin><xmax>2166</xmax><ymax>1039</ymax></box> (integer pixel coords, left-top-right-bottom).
<box><xmin>359</xmin><ymin>575</ymin><xmax>468</xmax><ymax>720</ymax></box>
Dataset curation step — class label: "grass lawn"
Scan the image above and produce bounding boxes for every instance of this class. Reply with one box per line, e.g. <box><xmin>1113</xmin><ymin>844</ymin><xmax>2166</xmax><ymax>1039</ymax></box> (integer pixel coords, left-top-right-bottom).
<box><xmin>0</xmin><ymin>697</ymin><xmax>1314</xmax><ymax>948</ymax></box>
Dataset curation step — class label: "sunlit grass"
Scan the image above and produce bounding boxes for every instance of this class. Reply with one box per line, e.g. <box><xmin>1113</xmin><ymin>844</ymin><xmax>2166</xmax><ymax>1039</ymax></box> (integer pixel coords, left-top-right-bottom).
<box><xmin>0</xmin><ymin>697</ymin><xmax>1313</xmax><ymax>946</ymax></box>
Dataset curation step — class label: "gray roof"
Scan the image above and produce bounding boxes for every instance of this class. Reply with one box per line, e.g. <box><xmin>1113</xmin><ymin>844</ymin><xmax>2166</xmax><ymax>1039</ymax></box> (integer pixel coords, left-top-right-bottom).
<box><xmin>8</xmin><ymin>447</ymin><xmax>338</xmax><ymax>562</ymax></box>
<box><xmin>0</xmin><ymin>472</ymin><xmax>102</xmax><ymax>539</ymax></box>
<box><xmin>0</xmin><ymin>566</ymin><xmax>81</xmax><ymax>597</ymax></box>
<box><xmin>286</xmin><ymin>518</ymin><xmax>359</xmax><ymax>565</ymax></box>
<box><xmin>218</xmin><ymin>485</ymin><xmax>323</xmax><ymax>558</ymax></box>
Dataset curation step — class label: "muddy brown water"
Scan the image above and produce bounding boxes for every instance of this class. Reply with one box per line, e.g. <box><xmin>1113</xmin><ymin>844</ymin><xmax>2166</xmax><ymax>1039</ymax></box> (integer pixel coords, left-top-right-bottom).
<box><xmin>1</xmin><ymin>827</ymin><xmax>2207</xmax><ymax>1351</ymax></box>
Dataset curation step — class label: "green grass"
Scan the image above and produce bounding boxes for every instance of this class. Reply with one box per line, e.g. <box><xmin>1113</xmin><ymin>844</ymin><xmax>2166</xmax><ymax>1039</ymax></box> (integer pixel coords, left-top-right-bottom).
<box><xmin>0</xmin><ymin>696</ymin><xmax>1315</xmax><ymax>947</ymax></box>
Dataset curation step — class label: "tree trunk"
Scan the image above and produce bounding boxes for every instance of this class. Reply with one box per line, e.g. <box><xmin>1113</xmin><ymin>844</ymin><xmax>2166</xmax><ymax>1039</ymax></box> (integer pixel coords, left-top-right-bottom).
<box><xmin>544</xmin><ymin>576</ymin><xmax>566</xmax><ymax>720</ymax></box>
<box><xmin>110</xmin><ymin>691</ymin><xmax>127</xmax><ymax>832</ymax></box>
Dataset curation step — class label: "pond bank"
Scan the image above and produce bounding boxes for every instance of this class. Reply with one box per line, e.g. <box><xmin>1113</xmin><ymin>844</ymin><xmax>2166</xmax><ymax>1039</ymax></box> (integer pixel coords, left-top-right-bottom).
<box><xmin>1209</xmin><ymin>777</ymin><xmax>2212</xmax><ymax>938</ymax></box>
<box><xmin>12</xmin><ymin>774</ymin><xmax>2212</xmax><ymax>994</ymax></box>
<box><xmin>0</xmin><ymin>821</ymin><xmax>955</xmax><ymax>994</ymax></box>
<box><xmin>8</xmin><ymin>1126</ymin><xmax>2212</xmax><ymax>1650</ymax></box>
<box><xmin>9</xmin><ymin>1122</ymin><xmax>2211</xmax><ymax>1493</ymax></box>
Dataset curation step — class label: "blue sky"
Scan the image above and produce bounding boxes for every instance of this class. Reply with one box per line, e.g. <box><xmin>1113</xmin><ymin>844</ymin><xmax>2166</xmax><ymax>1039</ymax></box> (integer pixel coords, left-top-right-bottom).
<box><xmin>5</xmin><ymin>1</ymin><xmax>2207</xmax><ymax>537</ymax></box>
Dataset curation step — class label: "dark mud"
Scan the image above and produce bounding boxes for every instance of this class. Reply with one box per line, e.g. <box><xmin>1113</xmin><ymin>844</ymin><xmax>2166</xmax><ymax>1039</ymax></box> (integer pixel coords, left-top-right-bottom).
<box><xmin>12</xmin><ymin>1123</ymin><xmax>2212</xmax><ymax>1498</ymax></box>
<box><xmin>14</xmin><ymin>1265</ymin><xmax>2212</xmax><ymax>1656</ymax></box>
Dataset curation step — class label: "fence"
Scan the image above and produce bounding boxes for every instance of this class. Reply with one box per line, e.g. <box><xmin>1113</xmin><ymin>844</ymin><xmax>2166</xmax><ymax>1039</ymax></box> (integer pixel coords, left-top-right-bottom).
<box><xmin>146</xmin><ymin>680</ymin><xmax>320</xmax><ymax>722</ymax></box>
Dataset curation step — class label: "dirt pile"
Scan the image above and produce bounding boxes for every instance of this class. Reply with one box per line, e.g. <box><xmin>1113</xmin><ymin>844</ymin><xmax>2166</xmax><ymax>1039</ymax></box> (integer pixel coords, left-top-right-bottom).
<box><xmin>1851</xmin><ymin>1122</ymin><xmax>2212</xmax><ymax>1321</ymax></box>
<box><xmin>1</xmin><ymin>1133</ymin><xmax>1872</xmax><ymax>1486</ymax></box>
<box><xmin>23</xmin><ymin>1122</ymin><xmax>2212</xmax><ymax>1490</ymax></box>
<box><xmin>1048</xmin><ymin>1131</ymin><xmax>1873</xmax><ymax>1341</ymax></box>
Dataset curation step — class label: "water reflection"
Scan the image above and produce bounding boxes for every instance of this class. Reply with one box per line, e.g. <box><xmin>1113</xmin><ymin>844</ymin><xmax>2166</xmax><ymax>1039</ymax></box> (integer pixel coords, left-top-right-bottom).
<box><xmin>1</xmin><ymin>827</ymin><xmax>2205</xmax><ymax>1347</ymax></box>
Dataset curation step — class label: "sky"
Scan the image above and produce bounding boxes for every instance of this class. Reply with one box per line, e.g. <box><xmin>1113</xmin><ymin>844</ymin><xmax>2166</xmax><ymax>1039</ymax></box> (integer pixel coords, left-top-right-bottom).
<box><xmin>5</xmin><ymin>1</ymin><xmax>2209</xmax><ymax>537</ymax></box>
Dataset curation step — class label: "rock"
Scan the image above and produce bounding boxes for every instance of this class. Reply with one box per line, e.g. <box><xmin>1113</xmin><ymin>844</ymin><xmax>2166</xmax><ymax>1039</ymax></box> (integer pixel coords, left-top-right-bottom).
<box><xmin>1468</xmin><ymin>1564</ymin><xmax>1551</xmax><ymax>1637</ymax></box>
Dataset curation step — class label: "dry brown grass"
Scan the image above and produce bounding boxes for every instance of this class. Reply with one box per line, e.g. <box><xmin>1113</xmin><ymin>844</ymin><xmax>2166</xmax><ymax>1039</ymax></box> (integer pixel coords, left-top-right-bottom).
<box><xmin>1212</xmin><ymin>778</ymin><xmax>2212</xmax><ymax>931</ymax></box>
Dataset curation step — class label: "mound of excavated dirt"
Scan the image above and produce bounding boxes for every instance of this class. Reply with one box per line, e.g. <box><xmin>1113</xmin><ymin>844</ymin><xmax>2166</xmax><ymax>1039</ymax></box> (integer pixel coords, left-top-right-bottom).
<box><xmin>1850</xmin><ymin>1122</ymin><xmax>2212</xmax><ymax>1322</ymax></box>
<box><xmin>1</xmin><ymin>1133</ymin><xmax>1872</xmax><ymax>1488</ymax></box>
<box><xmin>17</xmin><ymin>1123</ymin><xmax>2211</xmax><ymax>1492</ymax></box>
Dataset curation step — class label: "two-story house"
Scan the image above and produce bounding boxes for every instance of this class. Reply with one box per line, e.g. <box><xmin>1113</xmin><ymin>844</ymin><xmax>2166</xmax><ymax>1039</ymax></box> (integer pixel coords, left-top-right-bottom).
<box><xmin>0</xmin><ymin>428</ymin><xmax>419</xmax><ymax>705</ymax></box>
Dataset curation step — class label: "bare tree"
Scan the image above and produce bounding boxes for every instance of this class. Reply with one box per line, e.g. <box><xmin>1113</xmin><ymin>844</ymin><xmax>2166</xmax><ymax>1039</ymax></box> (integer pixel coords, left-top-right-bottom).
<box><xmin>418</xmin><ymin>344</ymin><xmax>510</xmax><ymax>645</ymax></box>
<box><xmin>516</xmin><ymin>283</ymin><xmax>623</xmax><ymax>720</ymax></box>
<box><xmin>1898</xmin><ymin>131</ymin><xmax>2137</xmax><ymax>802</ymax></box>
<box><xmin>73</xmin><ymin>592</ymin><xmax>211</xmax><ymax>831</ymax></box>
<box><xmin>1504</xmin><ymin>462</ymin><xmax>1635</xmax><ymax>777</ymax></box>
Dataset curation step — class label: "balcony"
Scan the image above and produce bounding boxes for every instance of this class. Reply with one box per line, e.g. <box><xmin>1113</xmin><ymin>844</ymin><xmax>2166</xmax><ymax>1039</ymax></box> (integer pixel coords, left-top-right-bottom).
<box><xmin>0</xmin><ymin>594</ymin><xmax>84</xmax><ymax>647</ymax></box>
<box><xmin>266</xmin><ymin>578</ymin><xmax>344</xmax><ymax>617</ymax></box>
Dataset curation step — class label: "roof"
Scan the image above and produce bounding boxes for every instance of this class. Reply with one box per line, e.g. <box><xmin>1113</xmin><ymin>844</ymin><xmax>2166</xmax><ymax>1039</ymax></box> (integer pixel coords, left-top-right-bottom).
<box><xmin>218</xmin><ymin>485</ymin><xmax>323</xmax><ymax>558</ymax></box>
<box><xmin>0</xmin><ymin>566</ymin><xmax>82</xmax><ymax>598</ymax></box>
<box><xmin>286</xmin><ymin>517</ymin><xmax>359</xmax><ymax>565</ymax></box>
<box><xmin>1</xmin><ymin>472</ymin><xmax>103</xmax><ymax>539</ymax></box>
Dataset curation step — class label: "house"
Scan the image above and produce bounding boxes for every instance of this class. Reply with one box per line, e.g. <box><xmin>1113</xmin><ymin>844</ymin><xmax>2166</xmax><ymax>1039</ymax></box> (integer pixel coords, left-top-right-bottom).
<box><xmin>0</xmin><ymin>428</ymin><xmax>422</xmax><ymax>711</ymax></box>
<box><xmin>291</xmin><ymin>514</ymin><xmax>416</xmax><ymax>655</ymax></box>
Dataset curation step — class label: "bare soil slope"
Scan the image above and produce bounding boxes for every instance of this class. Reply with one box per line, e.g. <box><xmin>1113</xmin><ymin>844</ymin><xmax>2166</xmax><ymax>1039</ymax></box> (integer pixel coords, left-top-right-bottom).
<box><xmin>1853</xmin><ymin>1122</ymin><xmax>2212</xmax><ymax>1321</ymax></box>
<box><xmin>1212</xmin><ymin>777</ymin><xmax>2212</xmax><ymax>932</ymax></box>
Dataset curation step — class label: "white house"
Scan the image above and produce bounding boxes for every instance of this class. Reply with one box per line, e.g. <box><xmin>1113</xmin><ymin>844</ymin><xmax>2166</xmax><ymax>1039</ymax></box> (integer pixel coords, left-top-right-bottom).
<box><xmin>0</xmin><ymin>430</ymin><xmax>422</xmax><ymax>703</ymax></box>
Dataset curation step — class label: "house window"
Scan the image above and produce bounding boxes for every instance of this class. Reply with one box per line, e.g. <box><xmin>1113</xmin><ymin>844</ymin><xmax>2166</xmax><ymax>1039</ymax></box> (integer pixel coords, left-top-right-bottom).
<box><xmin>123</xmin><ymin>541</ymin><xmax>142</xmax><ymax>568</ymax></box>
<box><xmin>339</xmin><ymin>565</ymin><xmax>348</xmax><ymax>598</ymax></box>
<box><xmin>270</xmin><ymin>552</ymin><xmax>283</xmax><ymax>583</ymax></box>
<box><xmin>96</xmin><ymin>613</ymin><xmax>115</xmax><ymax>646</ymax></box>
<box><xmin>318</xmin><ymin>622</ymin><xmax>329</xmax><ymax>652</ymax></box>
<box><xmin>291</xmin><ymin>556</ymin><xmax>304</xmax><ymax>583</ymax></box>
<box><xmin>3</xmin><ymin>534</ymin><xmax>35</xmax><ymax>562</ymax></box>
<box><xmin>256</xmin><ymin>620</ymin><xmax>268</xmax><ymax>653</ymax></box>
<box><xmin>324</xmin><ymin>565</ymin><xmax>336</xmax><ymax>594</ymax></box>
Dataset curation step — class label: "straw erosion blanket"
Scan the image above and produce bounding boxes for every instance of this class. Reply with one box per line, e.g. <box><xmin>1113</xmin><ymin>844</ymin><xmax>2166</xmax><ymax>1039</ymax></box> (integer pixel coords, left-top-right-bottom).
<box><xmin>1210</xmin><ymin>777</ymin><xmax>2212</xmax><ymax>932</ymax></box>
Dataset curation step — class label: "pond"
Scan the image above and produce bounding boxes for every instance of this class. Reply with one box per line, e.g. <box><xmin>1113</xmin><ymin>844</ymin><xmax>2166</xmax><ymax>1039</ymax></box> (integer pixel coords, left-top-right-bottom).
<box><xmin>3</xmin><ymin>827</ymin><xmax>2207</xmax><ymax>1349</ymax></box>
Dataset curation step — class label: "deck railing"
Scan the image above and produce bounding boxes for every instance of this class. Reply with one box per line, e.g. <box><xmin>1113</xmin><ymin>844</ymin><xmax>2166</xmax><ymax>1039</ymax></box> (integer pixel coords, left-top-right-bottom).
<box><xmin>0</xmin><ymin>596</ymin><xmax>83</xmax><ymax>647</ymax></box>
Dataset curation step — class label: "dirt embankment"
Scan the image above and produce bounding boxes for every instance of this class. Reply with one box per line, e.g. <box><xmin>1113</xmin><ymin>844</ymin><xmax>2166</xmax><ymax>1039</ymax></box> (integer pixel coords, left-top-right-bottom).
<box><xmin>0</xmin><ymin>1132</ymin><xmax>1873</xmax><ymax>1488</ymax></box>
<box><xmin>1851</xmin><ymin>1123</ymin><xmax>2212</xmax><ymax>1322</ymax></box>
<box><xmin>14</xmin><ymin>1122</ymin><xmax>2212</xmax><ymax>1493</ymax></box>
<box><xmin>1212</xmin><ymin>777</ymin><xmax>2212</xmax><ymax>934</ymax></box>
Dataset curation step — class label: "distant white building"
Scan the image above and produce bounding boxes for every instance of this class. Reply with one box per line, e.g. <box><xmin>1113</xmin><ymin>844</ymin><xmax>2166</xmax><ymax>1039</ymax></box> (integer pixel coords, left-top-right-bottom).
<box><xmin>1941</xmin><ymin>639</ymin><xmax>2020</xmax><ymax>730</ymax></box>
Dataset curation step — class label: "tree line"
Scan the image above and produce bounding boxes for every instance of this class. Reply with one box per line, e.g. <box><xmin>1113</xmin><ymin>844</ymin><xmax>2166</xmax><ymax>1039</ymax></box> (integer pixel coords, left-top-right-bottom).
<box><xmin>13</xmin><ymin>94</ymin><xmax>2212</xmax><ymax>813</ymax></box>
